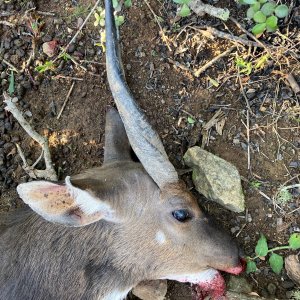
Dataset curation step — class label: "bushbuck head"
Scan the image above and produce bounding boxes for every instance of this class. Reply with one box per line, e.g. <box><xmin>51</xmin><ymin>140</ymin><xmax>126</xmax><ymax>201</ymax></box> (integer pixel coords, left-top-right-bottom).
<box><xmin>0</xmin><ymin>0</ymin><xmax>243</xmax><ymax>299</ymax></box>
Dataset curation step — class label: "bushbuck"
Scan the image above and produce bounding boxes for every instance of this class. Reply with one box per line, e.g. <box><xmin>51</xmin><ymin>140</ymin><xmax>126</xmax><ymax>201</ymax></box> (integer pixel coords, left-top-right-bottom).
<box><xmin>0</xmin><ymin>0</ymin><xmax>243</xmax><ymax>299</ymax></box>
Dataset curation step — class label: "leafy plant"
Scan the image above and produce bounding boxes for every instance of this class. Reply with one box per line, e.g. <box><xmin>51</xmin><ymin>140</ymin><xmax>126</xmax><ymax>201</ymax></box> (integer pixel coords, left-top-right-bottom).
<box><xmin>236</xmin><ymin>57</ymin><xmax>253</xmax><ymax>75</ymax></box>
<box><xmin>239</xmin><ymin>0</ymin><xmax>289</xmax><ymax>35</ymax></box>
<box><xmin>58</xmin><ymin>52</ymin><xmax>72</xmax><ymax>61</ymax></box>
<box><xmin>94</xmin><ymin>6</ymin><xmax>105</xmax><ymax>27</ymax></box>
<box><xmin>115</xmin><ymin>15</ymin><xmax>125</xmax><ymax>27</ymax></box>
<box><xmin>8</xmin><ymin>71</ymin><xmax>15</xmax><ymax>95</ymax></box>
<box><xmin>173</xmin><ymin>0</ymin><xmax>191</xmax><ymax>17</ymax></box>
<box><xmin>250</xmin><ymin>180</ymin><xmax>262</xmax><ymax>189</ymax></box>
<box><xmin>187</xmin><ymin>116</ymin><xmax>196</xmax><ymax>124</ymax></box>
<box><xmin>275</xmin><ymin>184</ymin><xmax>300</xmax><ymax>205</ymax></box>
<box><xmin>291</xmin><ymin>290</ymin><xmax>300</xmax><ymax>300</ymax></box>
<box><xmin>246</xmin><ymin>233</ymin><xmax>300</xmax><ymax>275</ymax></box>
<box><xmin>35</xmin><ymin>61</ymin><xmax>56</xmax><ymax>73</ymax></box>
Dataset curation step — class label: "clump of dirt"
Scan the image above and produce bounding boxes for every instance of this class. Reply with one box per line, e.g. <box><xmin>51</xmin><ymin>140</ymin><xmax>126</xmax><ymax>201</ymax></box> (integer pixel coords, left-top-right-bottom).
<box><xmin>0</xmin><ymin>0</ymin><xmax>299</xmax><ymax>299</ymax></box>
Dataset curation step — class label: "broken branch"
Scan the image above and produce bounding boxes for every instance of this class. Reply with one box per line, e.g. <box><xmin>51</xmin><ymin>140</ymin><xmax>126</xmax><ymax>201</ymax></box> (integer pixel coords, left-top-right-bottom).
<box><xmin>3</xmin><ymin>93</ymin><xmax>57</xmax><ymax>181</ymax></box>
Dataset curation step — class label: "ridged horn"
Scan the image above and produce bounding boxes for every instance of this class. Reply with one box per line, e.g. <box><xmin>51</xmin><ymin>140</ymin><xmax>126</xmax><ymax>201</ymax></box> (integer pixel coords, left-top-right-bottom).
<box><xmin>105</xmin><ymin>0</ymin><xmax>178</xmax><ymax>188</ymax></box>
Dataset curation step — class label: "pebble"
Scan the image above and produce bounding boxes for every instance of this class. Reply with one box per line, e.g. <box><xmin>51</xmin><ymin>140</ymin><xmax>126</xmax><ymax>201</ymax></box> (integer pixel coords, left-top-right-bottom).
<box><xmin>289</xmin><ymin>161</ymin><xmax>299</xmax><ymax>168</ymax></box>
<box><xmin>16</xmin><ymin>48</ymin><xmax>25</xmax><ymax>58</ymax></box>
<box><xmin>24</xmin><ymin>110</ymin><xmax>32</xmax><ymax>118</ymax></box>
<box><xmin>267</xmin><ymin>283</ymin><xmax>277</xmax><ymax>295</ymax></box>
<box><xmin>281</xmin><ymin>280</ymin><xmax>295</xmax><ymax>289</ymax></box>
<box><xmin>67</xmin><ymin>43</ymin><xmax>76</xmax><ymax>53</ymax></box>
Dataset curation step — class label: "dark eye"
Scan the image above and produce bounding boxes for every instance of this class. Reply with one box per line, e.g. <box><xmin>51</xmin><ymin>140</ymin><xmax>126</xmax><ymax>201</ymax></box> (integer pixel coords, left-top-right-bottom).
<box><xmin>172</xmin><ymin>209</ymin><xmax>192</xmax><ymax>222</ymax></box>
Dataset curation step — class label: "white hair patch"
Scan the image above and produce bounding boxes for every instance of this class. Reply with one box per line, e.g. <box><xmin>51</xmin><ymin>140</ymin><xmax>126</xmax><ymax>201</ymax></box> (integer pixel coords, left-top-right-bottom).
<box><xmin>155</xmin><ymin>231</ymin><xmax>166</xmax><ymax>245</ymax></box>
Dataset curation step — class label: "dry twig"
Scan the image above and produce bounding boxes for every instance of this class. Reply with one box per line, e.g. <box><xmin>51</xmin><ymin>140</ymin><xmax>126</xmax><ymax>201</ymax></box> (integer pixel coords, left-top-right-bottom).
<box><xmin>192</xmin><ymin>26</ymin><xmax>262</xmax><ymax>48</ymax></box>
<box><xmin>57</xmin><ymin>81</ymin><xmax>76</xmax><ymax>119</ymax></box>
<box><xmin>194</xmin><ymin>46</ymin><xmax>236</xmax><ymax>77</ymax></box>
<box><xmin>143</xmin><ymin>0</ymin><xmax>172</xmax><ymax>52</ymax></box>
<box><xmin>3</xmin><ymin>93</ymin><xmax>57</xmax><ymax>181</ymax></box>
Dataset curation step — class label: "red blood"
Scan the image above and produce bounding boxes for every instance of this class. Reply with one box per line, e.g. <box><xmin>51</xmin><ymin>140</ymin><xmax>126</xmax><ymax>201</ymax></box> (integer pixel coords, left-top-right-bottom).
<box><xmin>192</xmin><ymin>271</ymin><xmax>226</xmax><ymax>300</ymax></box>
<box><xmin>222</xmin><ymin>258</ymin><xmax>246</xmax><ymax>275</ymax></box>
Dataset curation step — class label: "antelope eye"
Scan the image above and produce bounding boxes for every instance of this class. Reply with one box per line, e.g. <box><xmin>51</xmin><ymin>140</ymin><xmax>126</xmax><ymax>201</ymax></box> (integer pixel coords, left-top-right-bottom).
<box><xmin>172</xmin><ymin>209</ymin><xmax>192</xmax><ymax>222</ymax></box>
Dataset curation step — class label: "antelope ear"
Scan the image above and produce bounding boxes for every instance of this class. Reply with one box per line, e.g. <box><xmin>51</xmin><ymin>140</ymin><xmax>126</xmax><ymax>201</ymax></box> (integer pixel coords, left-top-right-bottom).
<box><xmin>17</xmin><ymin>176</ymin><xmax>117</xmax><ymax>227</ymax></box>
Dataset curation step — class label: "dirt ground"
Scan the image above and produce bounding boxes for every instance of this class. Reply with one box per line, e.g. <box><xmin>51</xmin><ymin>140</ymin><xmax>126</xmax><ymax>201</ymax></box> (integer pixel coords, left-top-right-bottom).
<box><xmin>0</xmin><ymin>0</ymin><xmax>299</xmax><ymax>299</ymax></box>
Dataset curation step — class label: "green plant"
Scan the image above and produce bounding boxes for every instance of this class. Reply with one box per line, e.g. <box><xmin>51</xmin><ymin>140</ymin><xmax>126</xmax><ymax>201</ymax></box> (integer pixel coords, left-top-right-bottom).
<box><xmin>173</xmin><ymin>0</ymin><xmax>191</xmax><ymax>17</ymax></box>
<box><xmin>239</xmin><ymin>0</ymin><xmax>289</xmax><ymax>35</ymax></box>
<box><xmin>250</xmin><ymin>180</ymin><xmax>262</xmax><ymax>189</ymax></box>
<box><xmin>275</xmin><ymin>184</ymin><xmax>300</xmax><ymax>205</ymax></box>
<box><xmin>187</xmin><ymin>116</ymin><xmax>196</xmax><ymax>124</ymax></box>
<box><xmin>236</xmin><ymin>56</ymin><xmax>253</xmax><ymax>75</ymax></box>
<box><xmin>58</xmin><ymin>52</ymin><xmax>72</xmax><ymax>61</ymax></box>
<box><xmin>94</xmin><ymin>6</ymin><xmax>105</xmax><ymax>27</ymax></box>
<box><xmin>35</xmin><ymin>61</ymin><xmax>56</xmax><ymax>73</ymax></box>
<box><xmin>8</xmin><ymin>70</ymin><xmax>15</xmax><ymax>95</ymax></box>
<box><xmin>246</xmin><ymin>233</ymin><xmax>300</xmax><ymax>274</ymax></box>
<box><xmin>291</xmin><ymin>290</ymin><xmax>300</xmax><ymax>300</ymax></box>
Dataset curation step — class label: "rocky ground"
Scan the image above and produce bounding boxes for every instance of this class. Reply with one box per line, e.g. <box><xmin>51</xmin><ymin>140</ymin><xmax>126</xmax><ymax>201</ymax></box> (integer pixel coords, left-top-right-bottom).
<box><xmin>0</xmin><ymin>0</ymin><xmax>299</xmax><ymax>299</ymax></box>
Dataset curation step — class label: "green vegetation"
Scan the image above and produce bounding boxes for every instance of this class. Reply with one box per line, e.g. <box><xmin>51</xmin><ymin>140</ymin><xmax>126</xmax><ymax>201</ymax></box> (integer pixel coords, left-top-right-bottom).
<box><xmin>8</xmin><ymin>71</ymin><xmax>15</xmax><ymax>95</ymax></box>
<box><xmin>173</xmin><ymin>0</ymin><xmax>191</xmax><ymax>17</ymax></box>
<box><xmin>35</xmin><ymin>61</ymin><xmax>56</xmax><ymax>73</ymax></box>
<box><xmin>239</xmin><ymin>0</ymin><xmax>289</xmax><ymax>35</ymax></box>
<box><xmin>246</xmin><ymin>233</ymin><xmax>300</xmax><ymax>274</ymax></box>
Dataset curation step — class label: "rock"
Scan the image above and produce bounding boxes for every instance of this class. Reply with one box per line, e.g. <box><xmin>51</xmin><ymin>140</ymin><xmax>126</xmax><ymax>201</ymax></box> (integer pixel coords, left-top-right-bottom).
<box><xmin>267</xmin><ymin>283</ymin><xmax>276</xmax><ymax>295</ymax></box>
<box><xmin>42</xmin><ymin>40</ymin><xmax>58</xmax><ymax>57</ymax></box>
<box><xmin>285</xmin><ymin>255</ymin><xmax>300</xmax><ymax>286</ymax></box>
<box><xmin>132</xmin><ymin>280</ymin><xmax>167</xmax><ymax>300</ymax></box>
<box><xmin>184</xmin><ymin>147</ymin><xmax>245</xmax><ymax>212</ymax></box>
<box><xmin>228</xmin><ymin>276</ymin><xmax>252</xmax><ymax>294</ymax></box>
<box><xmin>227</xmin><ymin>291</ymin><xmax>265</xmax><ymax>299</ymax></box>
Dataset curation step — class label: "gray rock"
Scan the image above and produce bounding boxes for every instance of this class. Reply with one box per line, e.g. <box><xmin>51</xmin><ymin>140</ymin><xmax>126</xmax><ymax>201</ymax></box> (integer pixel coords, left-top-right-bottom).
<box><xmin>132</xmin><ymin>280</ymin><xmax>167</xmax><ymax>300</ymax></box>
<box><xmin>228</xmin><ymin>276</ymin><xmax>252</xmax><ymax>294</ymax></box>
<box><xmin>227</xmin><ymin>291</ymin><xmax>265</xmax><ymax>299</ymax></box>
<box><xmin>184</xmin><ymin>147</ymin><xmax>245</xmax><ymax>212</ymax></box>
<box><xmin>267</xmin><ymin>283</ymin><xmax>276</xmax><ymax>295</ymax></box>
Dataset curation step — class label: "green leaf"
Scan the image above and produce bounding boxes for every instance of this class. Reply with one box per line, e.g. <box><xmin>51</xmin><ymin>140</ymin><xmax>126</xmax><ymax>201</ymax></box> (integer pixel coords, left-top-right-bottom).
<box><xmin>243</xmin><ymin>0</ymin><xmax>257</xmax><ymax>4</ymax></box>
<box><xmin>259</xmin><ymin>0</ymin><xmax>268</xmax><ymax>3</ymax></box>
<box><xmin>247</xmin><ymin>7</ymin><xmax>256</xmax><ymax>19</ymax></box>
<box><xmin>275</xmin><ymin>4</ymin><xmax>289</xmax><ymax>18</ymax></box>
<box><xmin>266</xmin><ymin>15</ymin><xmax>278</xmax><ymax>31</ymax></box>
<box><xmin>187</xmin><ymin>116</ymin><xmax>196</xmax><ymax>124</ymax></box>
<box><xmin>253</xmin><ymin>11</ymin><xmax>266</xmax><ymax>23</ymax></box>
<box><xmin>112</xmin><ymin>0</ymin><xmax>119</xmax><ymax>8</ymax></box>
<box><xmin>8</xmin><ymin>70</ymin><xmax>15</xmax><ymax>95</ymax></box>
<box><xmin>252</xmin><ymin>23</ymin><xmax>266</xmax><ymax>35</ymax></box>
<box><xmin>255</xmin><ymin>234</ymin><xmax>268</xmax><ymax>257</ymax></box>
<box><xmin>289</xmin><ymin>233</ymin><xmax>300</xmax><ymax>250</ymax></box>
<box><xmin>269</xmin><ymin>253</ymin><xmax>284</xmax><ymax>275</ymax></box>
<box><xmin>261</xmin><ymin>2</ymin><xmax>276</xmax><ymax>16</ymax></box>
<box><xmin>115</xmin><ymin>15</ymin><xmax>125</xmax><ymax>27</ymax></box>
<box><xmin>251</xmin><ymin>2</ymin><xmax>261</xmax><ymax>11</ymax></box>
<box><xmin>124</xmin><ymin>0</ymin><xmax>132</xmax><ymax>8</ymax></box>
<box><xmin>173</xmin><ymin>0</ymin><xmax>185</xmax><ymax>3</ymax></box>
<box><xmin>179</xmin><ymin>4</ymin><xmax>191</xmax><ymax>17</ymax></box>
<box><xmin>246</xmin><ymin>261</ymin><xmax>257</xmax><ymax>273</ymax></box>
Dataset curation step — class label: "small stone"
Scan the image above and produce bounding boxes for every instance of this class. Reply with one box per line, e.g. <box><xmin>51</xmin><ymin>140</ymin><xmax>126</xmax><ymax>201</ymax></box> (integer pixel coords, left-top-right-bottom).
<box><xmin>267</xmin><ymin>283</ymin><xmax>277</xmax><ymax>295</ymax></box>
<box><xmin>67</xmin><ymin>43</ymin><xmax>76</xmax><ymax>53</ymax></box>
<box><xmin>126</xmin><ymin>64</ymin><xmax>131</xmax><ymax>70</ymax></box>
<box><xmin>281</xmin><ymin>280</ymin><xmax>295</xmax><ymax>289</ymax></box>
<box><xmin>77</xmin><ymin>17</ymin><xmax>84</xmax><ymax>28</ymax></box>
<box><xmin>14</xmin><ymin>39</ymin><xmax>23</xmax><ymax>47</ymax></box>
<box><xmin>42</xmin><ymin>40</ymin><xmax>58</xmax><ymax>57</ymax></box>
<box><xmin>228</xmin><ymin>276</ymin><xmax>252</xmax><ymax>294</ymax></box>
<box><xmin>184</xmin><ymin>147</ymin><xmax>245</xmax><ymax>212</ymax></box>
<box><xmin>24</xmin><ymin>110</ymin><xmax>32</xmax><ymax>118</ymax></box>
<box><xmin>132</xmin><ymin>280</ymin><xmax>167</xmax><ymax>300</ymax></box>
<box><xmin>289</xmin><ymin>161</ymin><xmax>299</xmax><ymax>168</ymax></box>
<box><xmin>285</xmin><ymin>255</ymin><xmax>300</xmax><ymax>286</ymax></box>
<box><xmin>16</xmin><ymin>48</ymin><xmax>25</xmax><ymax>58</ymax></box>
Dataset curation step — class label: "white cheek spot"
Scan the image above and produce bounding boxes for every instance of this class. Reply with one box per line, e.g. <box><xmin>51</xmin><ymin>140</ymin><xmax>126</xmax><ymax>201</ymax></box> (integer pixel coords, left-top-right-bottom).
<box><xmin>155</xmin><ymin>230</ymin><xmax>166</xmax><ymax>245</ymax></box>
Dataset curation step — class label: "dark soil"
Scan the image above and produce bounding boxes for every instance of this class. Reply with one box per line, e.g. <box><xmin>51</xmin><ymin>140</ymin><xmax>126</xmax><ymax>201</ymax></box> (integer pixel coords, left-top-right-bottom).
<box><xmin>0</xmin><ymin>0</ymin><xmax>299</xmax><ymax>299</ymax></box>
